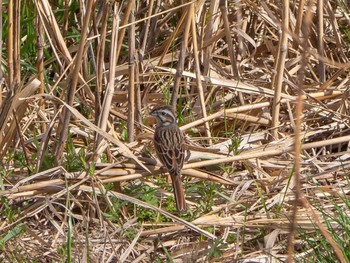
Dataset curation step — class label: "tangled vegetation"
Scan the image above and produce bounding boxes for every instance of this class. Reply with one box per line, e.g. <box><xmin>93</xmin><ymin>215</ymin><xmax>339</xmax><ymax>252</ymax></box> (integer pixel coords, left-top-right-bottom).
<box><xmin>1</xmin><ymin>0</ymin><xmax>350</xmax><ymax>262</ymax></box>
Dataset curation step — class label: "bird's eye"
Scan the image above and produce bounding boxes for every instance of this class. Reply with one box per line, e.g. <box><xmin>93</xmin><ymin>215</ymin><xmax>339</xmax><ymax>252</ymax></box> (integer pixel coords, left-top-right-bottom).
<box><xmin>161</xmin><ymin>111</ymin><xmax>166</xmax><ymax>115</ymax></box>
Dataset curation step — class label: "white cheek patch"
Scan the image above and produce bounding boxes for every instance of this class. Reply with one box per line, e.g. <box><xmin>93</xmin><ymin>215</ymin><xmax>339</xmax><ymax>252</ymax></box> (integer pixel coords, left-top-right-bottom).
<box><xmin>162</xmin><ymin>121</ymin><xmax>172</xmax><ymax>126</ymax></box>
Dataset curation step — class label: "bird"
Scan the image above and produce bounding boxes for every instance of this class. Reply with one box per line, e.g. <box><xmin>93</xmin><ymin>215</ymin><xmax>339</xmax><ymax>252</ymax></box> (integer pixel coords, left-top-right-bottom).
<box><xmin>150</xmin><ymin>105</ymin><xmax>186</xmax><ymax>213</ymax></box>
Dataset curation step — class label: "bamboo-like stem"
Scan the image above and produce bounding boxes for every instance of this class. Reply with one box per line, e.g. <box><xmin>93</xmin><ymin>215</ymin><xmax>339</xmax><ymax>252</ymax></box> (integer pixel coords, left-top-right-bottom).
<box><xmin>8</xmin><ymin>0</ymin><xmax>13</xmax><ymax>88</ymax></box>
<box><xmin>219</xmin><ymin>0</ymin><xmax>239</xmax><ymax>78</ymax></box>
<box><xmin>140</xmin><ymin>0</ymin><xmax>154</xmax><ymax>56</ymax></box>
<box><xmin>36</xmin><ymin>11</ymin><xmax>46</xmax><ymax>131</ymax></box>
<box><xmin>97</xmin><ymin>4</ymin><xmax>119</xmax><ymax>145</ymax></box>
<box><xmin>36</xmin><ymin>14</ymin><xmax>44</xmax><ymax>96</ymax></box>
<box><xmin>115</xmin><ymin>1</ymin><xmax>133</xmax><ymax>61</ymax></box>
<box><xmin>138</xmin><ymin>0</ymin><xmax>154</xmax><ymax>107</ymax></box>
<box><xmin>157</xmin><ymin>9</ymin><xmax>187</xmax><ymax>66</ymax></box>
<box><xmin>62</xmin><ymin>0</ymin><xmax>69</xmax><ymax>37</ymax></box>
<box><xmin>13</xmin><ymin>0</ymin><xmax>20</xmax><ymax>87</ymax></box>
<box><xmin>271</xmin><ymin>0</ymin><xmax>289</xmax><ymax>140</ymax></box>
<box><xmin>190</xmin><ymin>3</ymin><xmax>212</xmax><ymax>143</ymax></box>
<box><xmin>203</xmin><ymin>0</ymin><xmax>219</xmax><ymax>76</ymax></box>
<box><xmin>127</xmin><ymin>0</ymin><xmax>136</xmax><ymax>142</ymax></box>
<box><xmin>135</xmin><ymin>57</ymin><xmax>142</xmax><ymax>126</ymax></box>
<box><xmin>325</xmin><ymin>2</ymin><xmax>345</xmax><ymax>61</ymax></box>
<box><xmin>317</xmin><ymin>0</ymin><xmax>325</xmax><ymax>82</ymax></box>
<box><xmin>95</xmin><ymin>2</ymin><xmax>111</xmax><ymax>124</ymax></box>
<box><xmin>219</xmin><ymin>0</ymin><xmax>244</xmax><ymax>106</ymax></box>
<box><xmin>292</xmin><ymin>0</ymin><xmax>305</xmax><ymax>51</ymax></box>
<box><xmin>170</xmin><ymin>5</ymin><xmax>192</xmax><ymax>108</ymax></box>
<box><xmin>54</xmin><ymin>0</ymin><xmax>94</xmax><ymax>165</ymax></box>
<box><xmin>236</xmin><ymin>5</ymin><xmax>245</xmax><ymax>63</ymax></box>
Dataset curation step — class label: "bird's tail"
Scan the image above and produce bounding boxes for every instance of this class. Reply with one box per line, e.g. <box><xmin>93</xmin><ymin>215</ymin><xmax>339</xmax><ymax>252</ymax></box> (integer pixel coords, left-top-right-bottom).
<box><xmin>170</xmin><ymin>174</ymin><xmax>186</xmax><ymax>213</ymax></box>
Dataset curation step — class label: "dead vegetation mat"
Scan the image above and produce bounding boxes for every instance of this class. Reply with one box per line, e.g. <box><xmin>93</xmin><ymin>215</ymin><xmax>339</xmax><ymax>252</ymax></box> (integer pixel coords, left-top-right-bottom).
<box><xmin>1</xmin><ymin>0</ymin><xmax>350</xmax><ymax>262</ymax></box>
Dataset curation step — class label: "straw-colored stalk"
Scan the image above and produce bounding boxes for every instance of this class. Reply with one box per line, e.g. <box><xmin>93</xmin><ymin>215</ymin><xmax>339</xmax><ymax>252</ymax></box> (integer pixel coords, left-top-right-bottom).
<box><xmin>14</xmin><ymin>0</ymin><xmax>21</xmax><ymax>86</ymax></box>
<box><xmin>170</xmin><ymin>5</ymin><xmax>191</xmax><ymax>108</ymax></box>
<box><xmin>271</xmin><ymin>0</ymin><xmax>289</xmax><ymax>140</ymax></box>
<box><xmin>8</xmin><ymin>0</ymin><xmax>14</xmax><ymax>87</ymax></box>
<box><xmin>95</xmin><ymin>1</ymin><xmax>111</xmax><ymax>123</ymax></box>
<box><xmin>96</xmin><ymin>3</ymin><xmax>119</xmax><ymax>158</ymax></box>
<box><xmin>190</xmin><ymin>3</ymin><xmax>212</xmax><ymax>143</ymax></box>
<box><xmin>36</xmin><ymin>13</ymin><xmax>46</xmax><ymax>132</ymax></box>
<box><xmin>317</xmin><ymin>0</ymin><xmax>325</xmax><ymax>82</ymax></box>
<box><xmin>127</xmin><ymin>0</ymin><xmax>136</xmax><ymax>142</ymax></box>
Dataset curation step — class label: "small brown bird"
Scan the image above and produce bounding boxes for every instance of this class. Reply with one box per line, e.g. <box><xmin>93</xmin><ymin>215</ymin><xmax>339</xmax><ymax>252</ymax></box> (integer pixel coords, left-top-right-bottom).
<box><xmin>150</xmin><ymin>105</ymin><xmax>186</xmax><ymax>212</ymax></box>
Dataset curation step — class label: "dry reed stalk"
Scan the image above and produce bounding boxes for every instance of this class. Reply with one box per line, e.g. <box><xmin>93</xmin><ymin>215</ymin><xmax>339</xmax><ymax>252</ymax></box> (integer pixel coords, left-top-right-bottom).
<box><xmin>62</xmin><ymin>0</ymin><xmax>69</xmax><ymax>36</ymax></box>
<box><xmin>202</xmin><ymin>0</ymin><xmax>219</xmax><ymax>76</ymax></box>
<box><xmin>317</xmin><ymin>0</ymin><xmax>325</xmax><ymax>82</ymax></box>
<box><xmin>137</xmin><ymin>0</ymin><xmax>155</xmax><ymax>107</ymax></box>
<box><xmin>271</xmin><ymin>0</ymin><xmax>289</xmax><ymax>140</ymax></box>
<box><xmin>54</xmin><ymin>0</ymin><xmax>94</xmax><ymax>165</ymax></box>
<box><xmin>95</xmin><ymin>1</ymin><xmax>110</xmax><ymax>124</ymax></box>
<box><xmin>36</xmin><ymin>12</ymin><xmax>46</xmax><ymax>133</ymax></box>
<box><xmin>170</xmin><ymin>5</ymin><xmax>191</xmax><ymax>107</ymax></box>
<box><xmin>181</xmin><ymin>101</ymin><xmax>271</xmax><ymax>131</ymax></box>
<box><xmin>325</xmin><ymin>2</ymin><xmax>346</xmax><ymax>61</ymax></box>
<box><xmin>139</xmin><ymin>0</ymin><xmax>154</xmax><ymax>56</ymax></box>
<box><xmin>220</xmin><ymin>0</ymin><xmax>239</xmax><ymax>79</ymax></box>
<box><xmin>190</xmin><ymin>3</ymin><xmax>212</xmax><ymax>143</ymax></box>
<box><xmin>13</xmin><ymin>110</ymin><xmax>31</xmax><ymax>173</ymax></box>
<box><xmin>292</xmin><ymin>0</ymin><xmax>305</xmax><ymax>51</ymax></box>
<box><xmin>225</xmin><ymin>112</ymin><xmax>270</xmax><ymax>125</ymax></box>
<box><xmin>96</xmin><ymin>3</ymin><xmax>119</xmax><ymax>150</ymax></box>
<box><xmin>128</xmin><ymin>0</ymin><xmax>136</xmax><ymax>142</ymax></box>
<box><xmin>158</xmin><ymin>8</ymin><xmax>187</xmax><ymax>66</ymax></box>
<box><xmin>8</xmin><ymin>0</ymin><xmax>13</xmax><ymax>87</ymax></box>
<box><xmin>0</xmin><ymin>178</ymin><xmax>64</xmax><ymax>197</ymax></box>
<box><xmin>236</xmin><ymin>5</ymin><xmax>245</xmax><ymax>63</ymax></box>
<box><xmin>135</xmin><ymin>56</ymin><xmax>142</xmax><ymax>126</ymax></box>
<box><xmin>13</xmin><ymin>0</ymin><xmax>20</xmax><ymax>87</ymax></box>
<box><xmin>115</xmin><ymin>1</ymin><xmax>133</xmax><ymax>60</ymax></box>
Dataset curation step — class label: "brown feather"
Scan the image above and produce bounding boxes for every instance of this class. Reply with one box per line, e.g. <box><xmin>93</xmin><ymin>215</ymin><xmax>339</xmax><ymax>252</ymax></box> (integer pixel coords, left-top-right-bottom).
<box><xmin>152</xmin><ymin>106</ymin><xmax>186</xmax><ymax>212</ymax></box>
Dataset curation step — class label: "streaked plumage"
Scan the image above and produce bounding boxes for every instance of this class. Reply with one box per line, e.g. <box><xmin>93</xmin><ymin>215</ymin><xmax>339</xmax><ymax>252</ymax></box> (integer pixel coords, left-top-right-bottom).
<box><xmin>151</xmin><ymin>105</ymin><xmax>186</xmax><ymax>212</ymax></box>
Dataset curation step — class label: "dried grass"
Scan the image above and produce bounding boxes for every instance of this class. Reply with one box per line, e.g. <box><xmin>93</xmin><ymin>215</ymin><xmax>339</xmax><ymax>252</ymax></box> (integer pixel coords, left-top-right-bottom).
<box><xmin>1</xmin><ymin>0</ymin><xmax>350</xmax><ymax>262</ymax></box>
